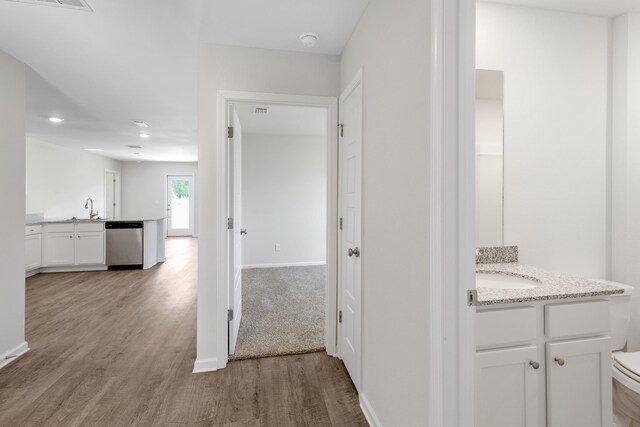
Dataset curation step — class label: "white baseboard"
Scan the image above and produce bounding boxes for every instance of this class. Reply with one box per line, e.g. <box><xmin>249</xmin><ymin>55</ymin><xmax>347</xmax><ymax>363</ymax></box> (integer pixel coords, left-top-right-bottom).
<box><xmin>0</xmin><ymin>341</ymin><xmax>29</xmax><ymax>369</ymax></box>
<box><xmin>193</xmin><ymin>357</ymin><xmax>219</xmax><ymax>373</ymax></box>
<box><xmin>360</xmin><ymin>393</ymin><xmax>383</xmax><ymax>427</ymax></box>
<box><xmin>242</xmin><ymin>261</ymin><xmax>326</xmax><ymax>269</ymax></box>
<box><xmin>40</xmin><ymin>265</ymin><xmax>108</xmax><ymax>274</ymax></box>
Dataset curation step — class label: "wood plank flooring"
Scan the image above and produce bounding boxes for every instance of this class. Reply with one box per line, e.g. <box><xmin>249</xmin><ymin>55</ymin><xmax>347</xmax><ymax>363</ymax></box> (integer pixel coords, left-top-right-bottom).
<box><xmin>0</xmin><ymin>237</ymin><xmax>367</xmax><ymax>426</ymax></box>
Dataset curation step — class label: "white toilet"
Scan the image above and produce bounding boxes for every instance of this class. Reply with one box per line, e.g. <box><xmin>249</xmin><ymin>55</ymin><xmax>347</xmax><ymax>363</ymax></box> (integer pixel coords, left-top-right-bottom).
<box><xmin>597</xmin><ymin>280</ymin><xmax>640</xmax><ymax>426</ymax></box>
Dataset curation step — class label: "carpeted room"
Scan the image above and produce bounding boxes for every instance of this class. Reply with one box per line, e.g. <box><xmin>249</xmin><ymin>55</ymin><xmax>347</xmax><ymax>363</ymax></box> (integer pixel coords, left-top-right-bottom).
<box><xmin>230</xmin><ymin>103</ymin><xmax>328</xmax><ymax>360</ymax></box>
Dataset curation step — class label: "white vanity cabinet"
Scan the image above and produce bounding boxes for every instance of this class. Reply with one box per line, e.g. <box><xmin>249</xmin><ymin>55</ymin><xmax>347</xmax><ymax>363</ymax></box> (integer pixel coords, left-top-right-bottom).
<box><xmin>25</xmin><ymin>225</ymin><xmax>42</xmax><ymax>272</ymax></box>
<box><xmin>476</xmin><ymin>300</ymin><xmax>613</xmax><ymax>427</ymax></box>
<box><xmin>43</xmin><ymin>222</ymin><xmax>105</xmax><ymax>268</ymax></box>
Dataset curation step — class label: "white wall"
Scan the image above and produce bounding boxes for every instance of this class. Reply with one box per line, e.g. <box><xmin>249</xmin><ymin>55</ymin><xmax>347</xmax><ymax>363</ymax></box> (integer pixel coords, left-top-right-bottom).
<box><xmin>340</xmin><ymin>0</ymin><xmax>430</xmax><ymax>424</ymax></box>
<box><xmin>26</xmin><ymin>138</ymin><xmax>121</xmax><ymax>219</ymax></box>
<box><xmin>242</xmin><ymin>133</ymin><xmax>327</xmax><ymax>267</ymax></box>
<box><xmin>611</xmin><ymin>14</ymin><xmax>640</xmax><ymax>351</ymax></box>
<box><xmin>120</xmin><ymin>161</ymin><xmax>198</xmax><ymax>233</ymax></box>
<box><xmin>477</xmin><ymin>3</ymin><xmax>609</xmax><ymax>278</ymax></box>
<box><xmin>0</xmin><ymin>49</ymin><xmax>27</xmax><ymax>364</ymax></box>
<box><xmin>197</xmin><ymin>44</ymin><xmax>340</xmax><ymax>368</ymax></box>
<box><xmin>476</xmin><ymin>99</ymin><xmax>504</xmax><ymax>247</ymax></box>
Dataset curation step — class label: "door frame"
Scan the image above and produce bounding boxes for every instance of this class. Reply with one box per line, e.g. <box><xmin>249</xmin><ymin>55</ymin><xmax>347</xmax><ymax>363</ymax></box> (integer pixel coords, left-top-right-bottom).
<box><xmin>215</xmin><ymin>90</ymin><xmax>339</xmax><ymax>368</ymax></box>
<box><xmin>104</xmin><ymin>169</ymin><xmax>121</xmax><ymax>219</ymax></box>
<box><xmin>429</xmin><ymin>0</ymin><xmax>476</xmax><ymax>425</ymax></box>
<box><xmin>166</xmin><ymin>174</ymin><xmax>196</xmax><ymax>237</ymax></box>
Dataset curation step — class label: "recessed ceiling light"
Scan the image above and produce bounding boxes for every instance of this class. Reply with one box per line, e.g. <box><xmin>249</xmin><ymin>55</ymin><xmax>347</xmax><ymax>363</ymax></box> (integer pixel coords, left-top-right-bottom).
<box><xmin>127</xmin><ymin>145</ymin><xmax>142</xmax><ymax>149</ymax></box>
<box><xmin>84</xmin><ymin>148</ymin><xmax>103</xmax><ymax>152</ymax></box>
<box><xmin>133</xmin><ymin>121</ymin><xmax>150</xmax><ymax>128</ymax></box>
<box><xmin>49</xmin><ymin>117</ymin><xmax>64</xmax><ymax>123</ymax></box>
<box><xmin>139</xmin><ymin>133</ymin><xmax>150</xmax><ymax>139</ymax></box>
<box><xmin>299</xmin><ymin>32</ymin><xmax>319</xmax><ymax>48</ymax></box>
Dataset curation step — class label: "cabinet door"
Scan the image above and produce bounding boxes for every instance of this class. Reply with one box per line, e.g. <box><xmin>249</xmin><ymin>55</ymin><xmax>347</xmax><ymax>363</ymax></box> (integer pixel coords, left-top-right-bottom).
<box><xmin>75</xmin><ymin>232</ymin><xmax>104</xmax><ymax>265</ymax></box>
<box><xmin>44</xmin><ymin>232</ymin><xmax>75</xmax><ymax>266</ymax></box>
<box><xmin>476</xmin><ymin>346</ymin><xmax>539</xmax><ymax>427</ymax></box>
<box><xmin>546</xmin><ymin>337</ymin><xmax>612</xmax><ymax>427</ymax></box>
<box><xmin>25</xmin><ymin>234</ymin><xmax>42</xmax><ymax>270</ymax></box>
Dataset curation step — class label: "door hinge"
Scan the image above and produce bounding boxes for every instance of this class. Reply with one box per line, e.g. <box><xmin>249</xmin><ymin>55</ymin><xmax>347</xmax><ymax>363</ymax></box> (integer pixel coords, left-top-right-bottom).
<box><xmin>338</xmin><ymin>310</ymin><xmax>342</xmax><ymax>323</ymax></box>
<box><xmin>228</xmin><ymin>309</ymin><xmax>234</xmax><ymax>321</ymax></box>
<box><xmin>467</xmin><ymin>289</ymin><xmax>478</xmax><ymax>306</ymax></box>
<box><xmin>227</xmin><ymin>218</ymin><xmax>234</xmax><ymax>229</ymax></box>
<box><xmin>338</xmin><ymin>123</ymin><xmax>344</xmax><ymax>137</ymax></box>
<box><xmin>339</xmin><ymin>217</ymin><xmax>343</xmax><ymax>230</ymax></box>
<box><xmin>228</xmin><ymin>126</ymin><xmax>234</xmax><ymax>138</ymax></box>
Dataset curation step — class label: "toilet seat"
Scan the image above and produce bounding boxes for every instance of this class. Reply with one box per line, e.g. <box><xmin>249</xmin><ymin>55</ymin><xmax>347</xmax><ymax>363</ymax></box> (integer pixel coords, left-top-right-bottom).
<box><xmin>613</xmin><ymin>352</ymin><xmax>640</xmax><ymax>394</ymax></box>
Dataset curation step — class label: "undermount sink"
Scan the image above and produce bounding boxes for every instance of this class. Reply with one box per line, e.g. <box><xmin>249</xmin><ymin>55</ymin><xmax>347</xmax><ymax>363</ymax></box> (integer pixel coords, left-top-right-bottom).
<box><xmin>65</xmin><ymin>218</ymin><xmax>101</xmax><ymax>222</ymax></box>
<box><xmin>476</xmin><ymin>272</ymin><xmax>540</xmax><ymax>290</ymax></box>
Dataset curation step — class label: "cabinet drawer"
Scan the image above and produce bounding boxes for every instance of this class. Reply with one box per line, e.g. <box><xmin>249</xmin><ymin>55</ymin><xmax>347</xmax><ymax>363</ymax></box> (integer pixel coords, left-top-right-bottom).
<box><xmin>76</xmin><ymin>223</ymin><xmax>104</xmax><ymax>232</ymax></box>
<box><xmin>45</xmin><ymin>223</ymin><xmax>75</xmax><ymax>233</ymax></box>
<box><xmin>476</xmin><ymin>306</ymin><xmax>537</xmax><ymax>347</ymax></box>
<box><xmin>25</xmin><ymin>225</ymin><xmax>42</xmax><ymax>235</ymax></box>
<box><xmin>545</xmin><ymin>300</ymin><xmax>609</xmax><ymax>338</ymax></box>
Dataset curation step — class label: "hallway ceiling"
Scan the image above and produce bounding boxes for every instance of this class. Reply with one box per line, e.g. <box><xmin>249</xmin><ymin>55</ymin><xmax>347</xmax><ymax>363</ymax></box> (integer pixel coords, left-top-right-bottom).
<box><xmin>234</xmin><ymin>104</ymin><xmax>327</xmax><ymax>137</ymax></box>
<box><xmin>484</xmin><ymin>0</ymin><xmax>640</xmax><ymax>17</ymax></box>
<box><xmin>0</xmin><ymin>0</ymin><xmax>367</xmax><ymax>161</ymax></box>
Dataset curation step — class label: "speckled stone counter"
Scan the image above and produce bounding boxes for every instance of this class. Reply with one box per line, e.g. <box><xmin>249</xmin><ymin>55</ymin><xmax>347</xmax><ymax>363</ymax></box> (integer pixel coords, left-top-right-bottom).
<box><xmin>475</xmin><ymin>263</ymin><xmax>624</xmax><ymax>306</ymax></box>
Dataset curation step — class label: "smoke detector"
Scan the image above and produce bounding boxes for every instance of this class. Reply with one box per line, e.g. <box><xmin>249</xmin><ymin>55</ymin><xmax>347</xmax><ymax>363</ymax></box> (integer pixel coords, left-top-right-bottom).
<box><xmin>253</xmin><ymin>107</ymin><xmax>269</xmax><ymax>115</ymax></box>
<box><xmin>5</xmin><ymin>0</ymin><xmax>93</xmax><ymax>12</ymax></box>
<box><xmin>299</xmin><ymin>32</ymin><xmax>319</xmax><ymax>48</ymax></box>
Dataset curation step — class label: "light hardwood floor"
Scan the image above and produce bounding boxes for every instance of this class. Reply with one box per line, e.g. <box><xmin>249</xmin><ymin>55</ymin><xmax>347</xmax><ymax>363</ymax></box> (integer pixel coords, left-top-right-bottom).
<box><xmin>0</xmin><ymin>237</ymin><xmax>366</xmax><ymax>426</ymax></box>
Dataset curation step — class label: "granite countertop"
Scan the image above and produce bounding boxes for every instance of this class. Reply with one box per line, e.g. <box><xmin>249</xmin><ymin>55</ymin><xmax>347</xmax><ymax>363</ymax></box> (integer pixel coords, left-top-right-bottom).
<box><xmin>475</xmin><ymin>263</ymin><xmax>624</xmax><ymax>306</ymax></box>
<box><xmin>26</xmin><ymin>217</ymin><xmax>167</xmax><ymax>225</ymax></box>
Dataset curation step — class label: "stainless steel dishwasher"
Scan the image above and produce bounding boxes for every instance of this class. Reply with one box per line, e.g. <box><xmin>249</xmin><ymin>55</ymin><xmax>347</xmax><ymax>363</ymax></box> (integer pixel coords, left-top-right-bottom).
<box><xmin>106</xmin><ymin>221</ymin><xmax>143</xmax><ymax>269</ymax></box>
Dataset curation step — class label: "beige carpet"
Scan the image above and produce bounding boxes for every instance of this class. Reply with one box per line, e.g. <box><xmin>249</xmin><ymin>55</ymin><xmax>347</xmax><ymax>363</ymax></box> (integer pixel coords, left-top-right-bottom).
<box><xmin>231</xmin><ymin>265</ymin><xmax>326</xmax><ymax>360</ymax></box>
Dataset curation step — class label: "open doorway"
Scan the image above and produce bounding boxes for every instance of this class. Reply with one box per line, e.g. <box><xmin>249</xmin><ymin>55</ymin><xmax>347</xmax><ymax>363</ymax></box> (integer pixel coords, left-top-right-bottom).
<box><xmin>227</xmin><ymin>102</ymin><xmax>329</xmax><ymax>360</ymax></box>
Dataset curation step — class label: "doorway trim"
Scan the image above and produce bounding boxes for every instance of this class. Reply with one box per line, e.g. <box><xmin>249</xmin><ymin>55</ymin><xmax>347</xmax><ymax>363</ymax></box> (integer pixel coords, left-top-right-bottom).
<box><xmin>104</xmin><ymin>169</ymin><xmax>121</xmax><ymax>219</ymax></box>
<box><xmin>429</xmin><ymin>0</ymin><xmax>476</xmax><ymax>425</ymax></box>
<box><xmin>215</xmin><ymin>90</ymin><xmax>339</xmax><ymax>369</ymax></box>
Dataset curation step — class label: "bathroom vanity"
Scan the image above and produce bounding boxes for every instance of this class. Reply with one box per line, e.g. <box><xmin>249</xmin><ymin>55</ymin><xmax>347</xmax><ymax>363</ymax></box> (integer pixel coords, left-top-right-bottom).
<box><xmin>474</xmin><ymin>255</ymin><xmax>624</xmax><ymax>427</ymax></box>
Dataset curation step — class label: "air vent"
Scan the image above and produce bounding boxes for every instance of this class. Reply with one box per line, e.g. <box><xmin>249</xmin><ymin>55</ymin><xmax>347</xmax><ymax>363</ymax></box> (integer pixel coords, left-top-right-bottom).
<box><xmin>253</xmin><ymin>107</ymin><xmax>269</xmax><ymax>115</ymax></box>
<box><xmin>5</xmin><ymin>0</ymin><xmax>93</xmax><ymax>11</ymax></box>
<box><xmin>127</xmin><ymin>145</ymin><xmax>142</xmax><ymax>149</ymax></box>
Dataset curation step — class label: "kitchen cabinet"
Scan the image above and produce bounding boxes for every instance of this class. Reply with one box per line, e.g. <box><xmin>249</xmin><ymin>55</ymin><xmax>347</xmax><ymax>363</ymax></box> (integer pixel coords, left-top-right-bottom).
<box><xmin>476</xmin><ymin>346</ymin><xmax>538</xmax><ymax>427</ymax></box>
<box><xmin>43</xmin><ymin>222</ymin><xmax>105</xmax><ymax>268</ymax></box>
<box><xmin>25</xmin><ymin>225</ymin><xmax>42</xmax><ymax>271</ymax></box>
<box><xmin>476</xmin><ymin>300</ymin><xmax>613</xmax><ymax>427</ymax></box>
<box><xmin>75</xmin><ymin>231</ymin><xmax>104</xmax><ymax>265</ymax></box>
<box><xmin>546</xmin><ymin>337</ymin><xmax>612</xmax><ymax>427</ymax></box>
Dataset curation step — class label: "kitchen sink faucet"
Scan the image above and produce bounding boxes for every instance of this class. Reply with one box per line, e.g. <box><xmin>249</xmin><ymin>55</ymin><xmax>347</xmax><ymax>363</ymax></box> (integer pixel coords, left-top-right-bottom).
<box><xmin>84</xmin><ymin>198</ymin><xmax>99</xmax><ymax>219</ymax></box>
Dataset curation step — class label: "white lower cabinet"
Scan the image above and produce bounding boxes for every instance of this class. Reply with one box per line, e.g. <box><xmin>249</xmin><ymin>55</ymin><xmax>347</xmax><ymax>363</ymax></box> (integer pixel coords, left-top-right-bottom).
<box><xmin>75</xmin><ymin>231</ymin><xmax>105</xmax><ymax>265</ymax></box>
<box><xmin>25</xmin><ymin>234</ymin><xmax>42</xmax><ymax>271</ymax></box>
<box><xmin>42</xmin><ymin>223</ymin><xmax>105</xmax><ymax>267</ymax></box>
<box><xmin>476</xmin><ymin>301</ymin><xmax>612</xmax><ymax>427</ymax></box>
<box><xmin>546</xmin><ymin>337</ymin><xmax>612</xmax><ymax>427</ymax></box>
<box><xmin>476</xmin><ymin>346</ymin><xmax>538</xmax><ymax>427</ymax></box>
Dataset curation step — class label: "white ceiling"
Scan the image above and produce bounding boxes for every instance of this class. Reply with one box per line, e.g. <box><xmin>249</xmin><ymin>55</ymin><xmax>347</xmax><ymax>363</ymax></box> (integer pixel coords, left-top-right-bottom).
<box><xmin>199</xmin><ymin>0</ymin><xmax>369</xmax><ymax>55</ymax></box>
<box><xmin>0</xmin><ymin>0</ymin><xmax>367</xmax><ymax>162</ymax></box>
<box><xmin>484</xmin><ymin>0</ymin><xmax>640</xmax><ymax>17</ymax></box>
<box><xmin>234</xmin><ymin>103</ymin><xmax>327</xmax><ymax>137</ymax></box>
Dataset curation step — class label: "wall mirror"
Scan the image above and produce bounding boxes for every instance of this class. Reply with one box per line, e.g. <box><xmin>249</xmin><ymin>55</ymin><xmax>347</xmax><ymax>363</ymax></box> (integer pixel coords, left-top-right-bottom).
<box><xmin>475</xmin><ymin>69</ymin><xmax>504</xmax><ymax>247</ymax></box>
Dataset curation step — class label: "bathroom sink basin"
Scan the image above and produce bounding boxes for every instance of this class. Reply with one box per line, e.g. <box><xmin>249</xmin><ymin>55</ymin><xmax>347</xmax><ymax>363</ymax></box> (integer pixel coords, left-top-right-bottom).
<box><xmin>476</xmin><ymin>273</ymin><xmax>540</xmax><ymax>290</ymax></box>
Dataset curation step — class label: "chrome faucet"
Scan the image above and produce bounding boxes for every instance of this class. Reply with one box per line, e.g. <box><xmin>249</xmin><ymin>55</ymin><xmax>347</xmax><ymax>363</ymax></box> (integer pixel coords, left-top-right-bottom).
<box><xmin>84</xmin><ymin>198</ymin><xmax>99</xmax><ymax>219</ymax></box>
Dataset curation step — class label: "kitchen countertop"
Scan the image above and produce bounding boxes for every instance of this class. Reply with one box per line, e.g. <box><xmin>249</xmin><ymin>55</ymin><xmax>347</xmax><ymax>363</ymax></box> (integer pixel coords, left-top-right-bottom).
<box><xmin>26</xmin><ymin>217</ymin><xmax>167</xmax><ymax>225</ymax></box>
<box><xmin>475</xmin><ymin>263</ymin><xmax>624</xmax><ymax>306</ymax></box>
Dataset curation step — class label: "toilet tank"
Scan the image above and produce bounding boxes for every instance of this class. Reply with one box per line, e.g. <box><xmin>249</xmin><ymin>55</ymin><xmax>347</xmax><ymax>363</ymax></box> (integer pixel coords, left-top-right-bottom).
<box><xmin>592</xmin><ymin>280</ymin><xmax>634</xmax><ymax>351</ymax></box>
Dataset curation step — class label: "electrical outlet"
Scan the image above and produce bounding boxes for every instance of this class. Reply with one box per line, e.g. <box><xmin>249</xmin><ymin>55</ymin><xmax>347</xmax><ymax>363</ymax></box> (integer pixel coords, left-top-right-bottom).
<box><xmin>274</xmin><ymin>244</ymin><xmax>281</xmax><ymax>252</ymax></box>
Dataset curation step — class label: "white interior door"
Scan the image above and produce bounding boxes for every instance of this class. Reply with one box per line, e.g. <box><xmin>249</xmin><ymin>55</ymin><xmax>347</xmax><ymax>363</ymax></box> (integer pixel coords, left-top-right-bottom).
<box><xmin>167</xmin><ymin>175</ymin><xmax>194</xmax><ymax>236</ymax></box>
<box><xmin>339</xmin><ymin>74</ymin><xmax>363</xmax><ymax>390</ymax></box>
<box><xmin>228</xmin><ymin>105</ymin><xmax>243</xmax><ymax>355</ymax></box>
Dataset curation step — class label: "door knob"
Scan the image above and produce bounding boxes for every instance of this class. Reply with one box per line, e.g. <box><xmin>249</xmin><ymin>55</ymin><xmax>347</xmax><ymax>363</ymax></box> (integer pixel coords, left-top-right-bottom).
<box><xmin>240</xmin><ymin>229</ymin><xmax>247</xmax><ymax>236</ymax></box>
<box><xmin>554</xmin><ymin>357</ymin><xmax>565</xmax><ymax>366</ymax></box>
<box><xmin>529</xmin><ymin>361</ymin><xmax>540</xmax><ymax>370</ymax></box>
<box><xmin>348</xmin><ymin>247</ymin><xmax>360</xmax><ymax>257</ymax></box>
